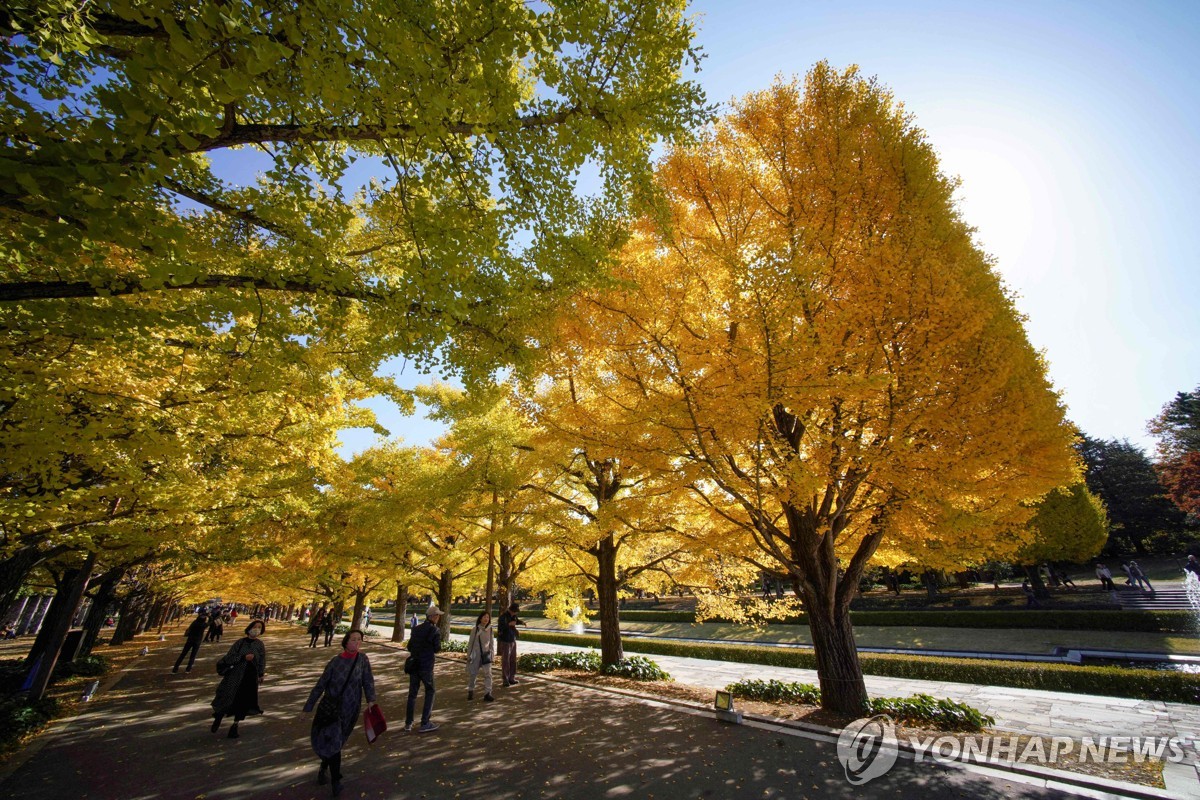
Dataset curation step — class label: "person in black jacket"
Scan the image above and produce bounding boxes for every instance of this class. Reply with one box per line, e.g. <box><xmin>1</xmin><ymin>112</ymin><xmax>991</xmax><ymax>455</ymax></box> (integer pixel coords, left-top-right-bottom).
<box><xmin>404</xmin><ymin>605</ymin><xmax>442</xmax><ymax>733</ymax></box>
<box><xmin>173</xmin><ymin>612</ymin><xmax>208</xmax><ymax>673</ymax></box>
<box><xmin>321</xmin><ymin>614</ymin><xmax>336</xmax><ymax>647</ymax></box>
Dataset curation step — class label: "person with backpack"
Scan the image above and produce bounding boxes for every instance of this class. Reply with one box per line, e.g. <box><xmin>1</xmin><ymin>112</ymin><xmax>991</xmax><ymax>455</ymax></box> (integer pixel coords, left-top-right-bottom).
<box><xmin>173</xmin><ymin>611</ymin><xmax>208</xmax><ymax>673</ymax></box>
<box><xmin>404</xmin><ymin>606</ymin><xmax>442</xmax><ymax>733</ymax></box>
<box><xmin>465</xmin><ymin>611</ymin><xmax>495</xmax><ymax>702</ymax></box>
<box><xmin>304</xmin><ymin>629</ymin><xmax>378</xmax><ymax>797</ymax></box>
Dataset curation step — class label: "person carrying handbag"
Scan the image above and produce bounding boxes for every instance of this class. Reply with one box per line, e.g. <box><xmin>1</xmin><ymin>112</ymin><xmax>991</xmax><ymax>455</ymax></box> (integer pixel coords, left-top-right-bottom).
<box><xmin>303</xmin><ymin>629</ymin><xmax>378</xmax><ymax>797</ymax></box>
<box><xmin>465</xmin><ymin>611</ymin><xmax>495</xmax><ymax>702</ymax></box>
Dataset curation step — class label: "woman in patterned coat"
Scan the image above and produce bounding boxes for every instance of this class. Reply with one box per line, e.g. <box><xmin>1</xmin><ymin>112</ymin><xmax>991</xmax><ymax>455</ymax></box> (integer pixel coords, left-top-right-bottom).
<box><xmin>210</xmin><ymin>619</ymin><xmax>267</xmax><ymax>738</ymax></box>
<box><xmin>304</xmin><ymin>629</ymin><xmax>378</xmax><ymax>796</ymax></box>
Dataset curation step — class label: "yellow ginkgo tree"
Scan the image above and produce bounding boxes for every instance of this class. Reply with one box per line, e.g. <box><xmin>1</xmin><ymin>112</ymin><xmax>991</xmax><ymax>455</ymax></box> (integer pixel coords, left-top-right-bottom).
<box><xmin>545</xmin><ymin>64</ymin><xmax>1079</xmax><ymax>713</ymax></box>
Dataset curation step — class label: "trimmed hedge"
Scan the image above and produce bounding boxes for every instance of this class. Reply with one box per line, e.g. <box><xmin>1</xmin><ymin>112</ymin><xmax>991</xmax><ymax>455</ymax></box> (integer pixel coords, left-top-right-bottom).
<box><xmin>462</xmin><ymin>627</ymin><xmax>1200</xmax><ymax>704</ymax></box>
<box><xmin>517</xmin><ymin>650</ymin><xmax>671</xmax><ymax>681</ymax></box>
<box><xmin>726</xmin><ymin>680</ymin><xmax>993</xmax><ymax>731</ymax></box>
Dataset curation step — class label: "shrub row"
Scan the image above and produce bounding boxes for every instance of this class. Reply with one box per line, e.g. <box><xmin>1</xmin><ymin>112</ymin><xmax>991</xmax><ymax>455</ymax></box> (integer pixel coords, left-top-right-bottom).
<box><xmin>516</xmin><ymin>650</ymin><xmax>671</xmax><ymax>681</ymax></box>
<box><xmin>451</xmin><ymin>608</ymin><xmax>1195</xmax><ymax>632</ymax></box>
<box><xmin>726</xmin><ymin>679</ymin><xmax>993</xmax><ymax>731</ymax></box>
<box><xmin>485</xmin><ymin>628</ymin><xmax>1200</xmax><ymax>704</ymax></box>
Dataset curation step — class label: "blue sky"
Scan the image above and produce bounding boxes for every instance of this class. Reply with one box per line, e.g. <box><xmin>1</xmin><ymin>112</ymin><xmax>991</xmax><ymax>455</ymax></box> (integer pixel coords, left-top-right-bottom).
<box><xmin>337</xmin><ymin>0</ymin><xmax>1199</xmax><ymax>457</ymax></box>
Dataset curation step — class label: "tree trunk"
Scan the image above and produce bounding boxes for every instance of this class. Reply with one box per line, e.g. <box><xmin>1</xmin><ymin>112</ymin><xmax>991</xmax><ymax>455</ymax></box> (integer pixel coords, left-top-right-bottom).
<box><xmin>392</xmin><ymin>583</ymin><xmax>407</xmax><ymax>643</ymax></box>
<box><xmin>3</xmin><ymin>595</ymin><xmax>30</xmax><ymax>628</ymax></box>
<box><xmin>22</xmin><ymin>594</ymin><xmax>52</xmax><ymax>636</ymax></box>
<box><xmin>109</xmin><ymin>594</ymin><xmax>143</xmax><ymax>645</ymax></box>
<box><xmin>78</xmin><ymin>568</ymin><xmax>123</xmax><ymax>657</ymax></box>
<box><xmin>921</xmin><ymin>569</ymin><xmax>941</xmax><ymax>599</ymax></box>
<box><xmin>485</xmin><ymin>541</ymin><xmax>496</xmax><ymax>617</ymax></box>
<box><xmin>437</xmin><ymin>570</ymin><xmax>453</xmax><ymax>642</ymax></box>
<box><xmin>330</xmin><ymin>601</ymin><xmax>344</xmax><ymax>629</ymax></box>
<box><xmin>24</xmin><ymin>589</ymin><xmax>75</xmax><ymax>669</ymax></box>
<box><xmin>0</xmin><ymin>545</ymin><xmax>54</xmax><ymax>616</ymax></box>
<box><xmin>498</xmin><ymin>542</ymin><xmax>515</xmax><ymax>611</ymax></box>
<box><xmin>26</xmin><ymin>553</ymin><xmax>95</xmax><ymax>702</ymax></box>
<box><xmin>802</xmin><ymin>580</ymin><xmax>869</xmax><ymax>715</ymax></box>
<box><xmin>1023</xmin><ymin>564</ymin><xmax>1051</xmax><ymax>599</ymax></box>
<box><xmin>350</xmin><ymin>588</ymin><xmax>367</xmax><ymax>630</ymax></box>
<box><xmin>595</xmin><ymin>533</ymin><xmax>623</xmax><ymax>666</ymax></box>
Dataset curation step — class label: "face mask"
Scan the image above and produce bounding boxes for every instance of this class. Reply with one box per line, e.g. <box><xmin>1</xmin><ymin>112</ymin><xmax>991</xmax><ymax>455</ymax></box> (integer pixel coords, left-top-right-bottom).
<box><xmin>248</xmin><ymin>628</ymin><xmax>260</xmax><ymax>638</ymax></box>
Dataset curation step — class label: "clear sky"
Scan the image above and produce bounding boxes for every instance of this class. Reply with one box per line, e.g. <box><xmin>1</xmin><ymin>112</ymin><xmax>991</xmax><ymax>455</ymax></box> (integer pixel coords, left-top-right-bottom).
<box><xmin>338</xmin><ymin>0</ymin><xmax>1200</xmax><ymax>457</ymax></box>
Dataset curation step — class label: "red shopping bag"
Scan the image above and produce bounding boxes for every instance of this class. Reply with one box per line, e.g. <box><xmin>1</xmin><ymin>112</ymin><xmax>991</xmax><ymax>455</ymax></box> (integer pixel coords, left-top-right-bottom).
<box><xmin>364</xmin><ymin>704</ymin><xmax>387</xmax><ymax>744</ymax></box>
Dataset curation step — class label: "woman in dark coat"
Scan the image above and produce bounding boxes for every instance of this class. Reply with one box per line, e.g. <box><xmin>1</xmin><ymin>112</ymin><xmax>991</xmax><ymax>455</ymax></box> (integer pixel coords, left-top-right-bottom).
<box><xmin>211</xmin><ymin>619</ymin><xmax>267</xmax><ymax>738</ymax></box>
<box><xmin>304</xmin><ymin>629</ymin><xmax>377</xmax><ymax>796</ymax></box>
<box><xmin>321</xmin><ymin>614</ymin><xmax>335</xmax><ymax>646</ymax></box>
<box><xmin>308</xmin><ymin>614</ymin><xmax>322</xmax><ymax>648</ymax></box>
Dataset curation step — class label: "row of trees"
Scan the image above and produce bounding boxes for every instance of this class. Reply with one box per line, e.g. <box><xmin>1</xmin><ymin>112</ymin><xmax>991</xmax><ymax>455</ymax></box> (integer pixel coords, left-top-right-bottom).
<box><xmin>2</xmin><ymin>4</ymin><xmax>1115</xmax><ymax>716</ymax></box>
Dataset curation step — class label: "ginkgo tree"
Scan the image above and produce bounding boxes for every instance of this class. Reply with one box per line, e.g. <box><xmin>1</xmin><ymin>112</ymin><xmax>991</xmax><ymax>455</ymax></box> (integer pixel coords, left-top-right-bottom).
<box><xmin>545</xmin><ymin>65</ymin><xmax>1079</xmax><ymax>713</ymax></box>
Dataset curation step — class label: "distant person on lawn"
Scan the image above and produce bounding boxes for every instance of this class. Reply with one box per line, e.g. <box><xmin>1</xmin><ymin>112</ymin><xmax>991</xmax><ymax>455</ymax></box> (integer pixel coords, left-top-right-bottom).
<box><xmin>1186</xmin><ymin>555</ymin><xmax>1200</xmax><ymax>579</ymax></box>
<box><xmin>1127</xmin><ymin>560</ymin><xmax>1153</xmax><ymax>592</ymax></box>
<box><xmin>1094</xmin><ymin>563</ymin><xmax>1115</xmax><ymax>591</ymax></box>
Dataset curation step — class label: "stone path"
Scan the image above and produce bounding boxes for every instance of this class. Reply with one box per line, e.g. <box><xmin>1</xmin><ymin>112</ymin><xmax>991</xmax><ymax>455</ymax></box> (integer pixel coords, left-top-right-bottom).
<box><xmin>0</xmin><ymin>626</ymin><xmax>1093</xmax><ymax>799</ymax></box>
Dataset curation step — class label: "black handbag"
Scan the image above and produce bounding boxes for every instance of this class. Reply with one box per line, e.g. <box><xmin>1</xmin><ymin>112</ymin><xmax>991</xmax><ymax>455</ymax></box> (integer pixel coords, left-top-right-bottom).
<box><xmin>314</xmin><ymin>654</ymin><xmax>358</xmax><ymax>727</ymax></box>
<box><xmin>403</xmin><ymin>654</ymin><xmax>416</xmax><ymax>675</ymax></box>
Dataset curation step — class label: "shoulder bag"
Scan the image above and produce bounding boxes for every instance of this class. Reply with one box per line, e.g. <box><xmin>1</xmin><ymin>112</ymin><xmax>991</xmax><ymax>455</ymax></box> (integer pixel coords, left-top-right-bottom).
<box><xmin>314</xmin><ymin>654</ymin><xmax>359</xmax><ymax>728</ymax></box>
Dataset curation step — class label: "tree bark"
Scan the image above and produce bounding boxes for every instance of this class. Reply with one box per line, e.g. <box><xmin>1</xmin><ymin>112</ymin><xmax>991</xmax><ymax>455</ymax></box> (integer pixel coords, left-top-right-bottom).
<box><xmin>0</xmin><ymin>546</ymin><xmax>55</xmax><ymax>615</ymax></box>
<box><xmin>1023</xmin><ymin>564</ymin><xmax>1051</xmax><ymax>599</ymax></box>
<box><xmin>24</xmin><ymin>588</ymin><xmax>75</xmax><ymax>669</ymax></box>
<box><xmin>803</xmin><ymin>587</ymin><xmax>869</xmax><ymax>715</ymax></box>
<box><xmin>595</xmin><ymin>533</ymin><xmax>623</xmax><ymax>666</ymax></box>
<box><xmin>26</xmin><ymin>553</ymin><xmax>95</xmax><ymax>702</ymax></box>
<box><xmin>3</xmin><ymin>595</ymin><xmax>30</xmax><ymax>628</ymax></box>
<box><xmin>437</xmin><ymin>570</ymin><xmax>453</xmax><ymax>642</ymax></box>
<box><xmin>498</xmin><ymin>543</ymin><xmax>515</xmax><ymax>611</ymax></box>
<box><xmin>350</xmin><ymin>588</ymin><xmax>367</xmax><ymax>630</ymax></box>
<box><xmin>392</xmin><ymin>583</ymin><xmax>407</xmax><ymax>643</ymax></box>
<box><xmin>78</xmin><ymin>568</ymin><xmax>123</xmax><ymax>657</ymax></box>
<box><xmin>485</xmin><ymin>540</ymin><xmax>496</xmax><ymax>617</ymax></box>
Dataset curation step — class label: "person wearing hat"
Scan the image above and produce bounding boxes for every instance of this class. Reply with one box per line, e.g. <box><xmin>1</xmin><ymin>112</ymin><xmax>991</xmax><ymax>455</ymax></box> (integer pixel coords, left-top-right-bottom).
<box><xmin>173</xmin><ymin>611</ymin><xmax>208</xmax><ymax>673</ymax></box>
<box><xmin>404</xmin><ymin>605</ymin><xmax>442</xmax><ymax>733</ymax></box>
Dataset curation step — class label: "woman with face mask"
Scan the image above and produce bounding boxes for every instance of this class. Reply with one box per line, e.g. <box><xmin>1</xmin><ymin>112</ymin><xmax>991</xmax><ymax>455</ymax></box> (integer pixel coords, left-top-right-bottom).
<box><xmin>210</xmin><ymin>619</ymin><xmax>267</xmax><ymax>738</ymax></box>
<box><xmin>304</xmin><ymin>628</ymin><xmax>378</xmax><ymax>796</ymax></box>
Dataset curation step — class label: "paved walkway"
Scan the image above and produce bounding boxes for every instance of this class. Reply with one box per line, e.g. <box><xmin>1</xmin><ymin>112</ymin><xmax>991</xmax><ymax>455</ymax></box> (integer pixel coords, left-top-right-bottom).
<box><xmin>367</xmin><ymin>625</ymin><xmax>1200</xmax><ymax>796</ymax></box>
<box><xmin>1</xmin><ymin>626</ymin><xmax>1092</xmax><ymax>799</ymax></box>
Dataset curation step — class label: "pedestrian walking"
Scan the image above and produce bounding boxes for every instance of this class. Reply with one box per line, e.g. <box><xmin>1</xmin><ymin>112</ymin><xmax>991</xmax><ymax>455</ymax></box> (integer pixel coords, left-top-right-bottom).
<box><xmin>304</xmin><ymin>629</ymin><xmax>378</xmax><ymax>797</ymax></box>
<box><xmin>308</xmin><ymin>614</ymin><xmax>322</xmax><ymax>648</ymax></box>
<box><xmin>210</xmin><ymin>619</ymin><xmax>267</xmax><ymax>739</ymax></box>
<box><xmin>465</xmin><ymin>611</ymin><xmax>495</xmax><ymax>702</ymax></box>
<box><xmin>210</xmin><ymin>615</ymin><xmax>224</xmax><ymax>643</ymax></box>
<box><xmin>1094</xmin><ymin>563</ymin><xmax>1115</xmax><ymax>591</ymax></box>
<box><xmin>404</xmin><ymin>605</ymin><xmax>442</xmax><ymax>733</ymax></box>
<box><xmin>1186</xmin><ymin>555</ymin><xmax>1200</xmax><ymax>579</ymax></box>
<box><xmin>322</xmin><ymin>614</ymin><xmax>336</xmax><ymax>647</ymax></box>
<box><xmin>1128</xmin><ymin>560</ymin><xmax>1154</xmax><ymax>592</ymax></box>
<box><xmin>173</xmin><ymin>612</ymin><xmax>208</xmax><ymax>673</ymax></box>
<box><xmin>497</xmin><ymin>602</ymin><xmax>525</xmax><ymax>686</ymax></box>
